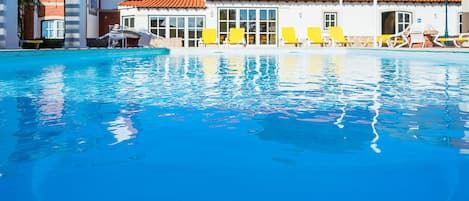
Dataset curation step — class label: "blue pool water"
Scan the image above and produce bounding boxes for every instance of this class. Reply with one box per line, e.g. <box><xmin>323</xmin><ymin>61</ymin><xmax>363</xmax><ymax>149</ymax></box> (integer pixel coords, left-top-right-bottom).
<box><xmin>0</xmin><ymin>48</ymin><xmax>468</xmax><ymax>201</ymax></box>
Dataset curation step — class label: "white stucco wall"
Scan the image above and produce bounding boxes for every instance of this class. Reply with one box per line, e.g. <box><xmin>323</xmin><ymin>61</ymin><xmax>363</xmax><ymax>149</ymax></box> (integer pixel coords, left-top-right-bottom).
<box><xmin>463</xmin><ymin>0</ymin><xmax>469</xmax><ymax>11</ymax></box>
<box><xmin>87</xmin><ymin>12</ymin><xmax>99</xmax><ymax>38</ymax></box>
<box><xmin>119</xmin><ymin>1</ymin><xmax>463</xmax><ymax>46</ymax></box>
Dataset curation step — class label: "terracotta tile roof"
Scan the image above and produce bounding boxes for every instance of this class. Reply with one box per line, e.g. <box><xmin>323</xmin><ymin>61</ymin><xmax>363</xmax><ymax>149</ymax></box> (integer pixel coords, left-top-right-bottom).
<box><xmin>344</xmin><ymin>0</ymin><xmax>460</xmax><ymax>2</ymax></box>
<box><xmin>118</xmin><ymin>0</ymin><xmax>206</xmax><ymax>8</ymax></box>
<box><xmin>118</xmin><ymin>0</ymin><xmax>461</xmax><ymax>8</ymax></box>
<box><xmin>383</xmin><ymin>0</ymin><xmax>460</xmax><ymax>2</ymax></box>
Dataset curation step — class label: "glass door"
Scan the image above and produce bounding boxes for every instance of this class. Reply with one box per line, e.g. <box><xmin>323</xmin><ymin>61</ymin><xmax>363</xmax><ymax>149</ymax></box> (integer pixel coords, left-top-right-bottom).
<box><xmin>188</xmin><ymin>16</ymin><xmax>204</xmax><ymax>47</ymax></box>
<box><xmin>218</xmin><ymin>8</ymin><xmax>277</xmax><ymax>46</ymax></box>
<box><xmin>169</xmin><ymin>16</ymin><xmax>185</xmax><ymax>39</ymax></box>
<box><xmin>240</xmin><ymin>9</ymin><xmax>257</xmax><ymax>45</ymax></box>
<box><xmin>219</xmin><ymin>9</ymin><xmax>237</xmax><ymax>43</ymax></box>
<box><xmin>259</xmin><ymin>9</ymin><xmax>277</xmax><ymax>45</ymax></box>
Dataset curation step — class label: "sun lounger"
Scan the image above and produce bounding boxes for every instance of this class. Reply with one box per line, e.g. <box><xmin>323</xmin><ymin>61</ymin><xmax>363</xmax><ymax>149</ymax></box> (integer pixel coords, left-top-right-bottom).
<box><xmin>360</xmin><ymin>35</ymin><xmax>392</xmax><ymax>47</ymax></box>
<box><xmin>199</xmin><ymin>28</ymin><xmax>218</xmax><ymax>47</ymax></box>
<box><xmin>386</xmin><ymin>26</ymin><xmax>410</xmax><ymax>48</ymax></box>
<box><xmin>436</xmin><ymin>33</ymin><xmax>469</xmax><ymax>48</ymax></box>
<box><xmin>20</xmin><ymin>39</ymin><xmax>43</xmax><ymax>49</ymax></box>
<box><xmin>281</xmin><ymin>27</ymin><xmax>302</xmax><ymax>47</ymax></box>
<box><xmin>224</xmin><ymin>28</ymin><xmax>246</xmax><ymax>46</ymax></box>
<box><xmin>306</xmin><ymin>27</ymin><xmax>327</xmax><ymax>47</ymax></box>
<box><xmin>328</xmin><ymin>26</ymin><xmax>353</xmax><ymax>47</ymax></box>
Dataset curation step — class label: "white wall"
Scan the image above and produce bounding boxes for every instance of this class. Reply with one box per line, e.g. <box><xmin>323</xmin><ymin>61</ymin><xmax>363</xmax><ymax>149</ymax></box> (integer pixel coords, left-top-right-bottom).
<box><xmin>119</xmin><ymin>1</ymin><xmax>463</xmax><ymax>43</ymax></box>
<box><xmin>463</xmin><ymin>0</ymin><xmax>469</xmax><ymax>12</ymax></box>
<box><xmin>85</xmin><ymin>0</ymin><xmax>99</xmax><ymax>38</ymax></box>
<box><xmin>101</xmin><ymin>0</ymin><xmax>121</xmax><ymax>10</ymax></box>
<box><xmin>119</xmin><ymin>7</ymin><xmax>211</xmax><ymax>33</ymax></box>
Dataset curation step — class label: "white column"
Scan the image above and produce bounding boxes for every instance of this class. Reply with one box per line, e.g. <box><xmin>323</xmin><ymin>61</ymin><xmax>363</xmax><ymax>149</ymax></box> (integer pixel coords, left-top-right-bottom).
<box><xmin>64</xmin><ymin>0</ymin><xmax>87</xmax><ymax>48</ymax></box>
<box><xmin>33</xmin><ymin>0</ymin><xmax>39</xmax><ymax>38</ymax></box>
<box><xmin>463</xmin><ymin>0</ymin><xmax>469</xmax><ymax>33</ymax></box>
<box><xmin>0</xmin><ymin>0</ymin><xmax>20</xmax><ymax>49</ymax></box>
<box><xmin>373</xmin><ymin>0</ymin><xmax>378</xmax><ymax>47</ymax></box>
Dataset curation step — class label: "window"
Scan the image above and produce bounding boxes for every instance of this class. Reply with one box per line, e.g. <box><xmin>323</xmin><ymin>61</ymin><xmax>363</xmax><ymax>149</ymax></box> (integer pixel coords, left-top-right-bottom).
<box><xmin>219</xmin><ymin>8</ymin><xmax>237</xmax><ymax>43</ymax></box>
<box><xmin>397</xmin><ymin>12</ymin><xmax>411</xmax><ymax>33</ymax></box>
<box><xmin>323</xmin><ymin>12</ymin><xmax>337</xmax><ymax>30</ymax></box>
<box><xmin>148</xmin><ymin>16</ymin><xmax>205</xmax><ymax>47</ymax></box>
<box><xmin>122</xmin><ymin>16</ymin><xmax>135</xmax><ymax>29</ymax></box>
<box><xmin>259</xmin><ymin>9</ymin><xmax>276</xmax><ymax>45</ymax></box>
<box><xmin>459</xmin><ymin>13</ymin><xmax>463</xmax><ymax>33</ymax></box>
<box><xmin>218</xmin><ymin>8</ymin><xmax>278</xmax><ymax>46</ymax></box>
<box><xmin>187</xmin><ymin>16</ymin><xmax>204</xmax><ymax>47</ymax></box>
<box><xmin>381</xmin><ymin>11</ymin><xmax>412</xmax><ymax>34</ymax></box>
<box><xmin>149</xmin><ymin>16</ymin><xmax>166</xmax><ymax>37</ymax></box>
<box><xmin>240</xmin><ymin>9</ymin><xmax>257</xmax><ymax>45</ymax></box>
<box><xmin>41</xmin><ymin>20</ymin><xmax>64</xmax><ymax>39</ymax></box>
<box><xmin>169</xmin><ymin>17</ymin><xmax>185</xmax><ymax>39</ymax></box>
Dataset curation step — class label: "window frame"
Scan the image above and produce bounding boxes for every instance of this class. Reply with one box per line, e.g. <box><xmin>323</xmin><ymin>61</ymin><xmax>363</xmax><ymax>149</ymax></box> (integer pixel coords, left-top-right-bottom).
<box><xmin>122</xmin><ymin>16</ymin><xmax>135</xmax><ymax>29</ymax></box>
<box><xmin>148</xmin><ymin>15</ymin><xmax>205</xmax><ymax>47</ymax></box>
<box><xmin>396</xmin><ymin>11</ymin><xmax>412</xmax><ymax>33</ymax></box>
<box><xmin>217</xmin><ymin>8</ymin><xmax>278</xmax><ymax>46</ymax></box>
<box><xmin>323</xmin><ymin>12</ymin><xmax>338</xmax><ymax>31</ymax></box>
<box><xmin>41</xmin><ymin>19</ymin><xmax>65</xmax><ymax>39</ymax></box>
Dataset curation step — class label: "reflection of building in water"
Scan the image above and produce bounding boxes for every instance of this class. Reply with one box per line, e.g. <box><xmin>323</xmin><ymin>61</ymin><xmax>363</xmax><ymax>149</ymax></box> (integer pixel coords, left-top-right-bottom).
<box><xmin>454</xmin><ymin>70</ymin><xmax>469</xmax><ymax>154</ymax></box>
<box><xmin>9</xmin><ymin>67</ymin><xmax>67</xmax><ymax>161</ymax></box>
<box><xmin>201</xmin><ymin>55</ymin><xmax>221</xmax><ymax>104</ymax></box>
<box><xmin>278</xmin><ymin>55</ymin><xmax>325</xmax><ymax>92</ymax></box>
<box><xmin>278</xmin><ymin>55</ymin><xmax>300</xmax><ymax>91</ymax></box>
<box><xmin>113</xmin><ymin>59</ymin><xmax>153</xmax><ymax>101</ymax></box>
<box><xmin>10</xmin><ymin>96</ymin><xmax>40</xmax><ymax>161</ymax></box>
<box><xmin>337</xmin><ymin>55</ymin><xmax>382</xmax><ymax>153</ymax></box>
<box><xmin>108</xmin><ymin>109</ymin><xmax>139</xmax><ymax>145</ymax></box>
<box><xmin>255</xmin><ymin>111</ymin><xmax>374</xmax><ymax>153</ymax></box>
<box><xmin>37</xmin><ymin>66</ymin><xmax>65</xmax><ymax>126</ymax></box>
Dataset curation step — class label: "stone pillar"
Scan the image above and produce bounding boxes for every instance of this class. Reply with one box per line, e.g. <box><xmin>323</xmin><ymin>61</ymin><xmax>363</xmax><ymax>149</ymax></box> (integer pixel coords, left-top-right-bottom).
<box><xmin>64</xmin><ymin>0</ymin><xmax>87</xmax><ymax>48</ymax></box>
<box><xmin>463</xmin><ymin>0</ymin><xmax>469</xmax><ymax>33</ymax></box>
<box><xmin>0</xmin><ymin>0</ymin><xmax>19</xmax><ymax>49</ymax></box>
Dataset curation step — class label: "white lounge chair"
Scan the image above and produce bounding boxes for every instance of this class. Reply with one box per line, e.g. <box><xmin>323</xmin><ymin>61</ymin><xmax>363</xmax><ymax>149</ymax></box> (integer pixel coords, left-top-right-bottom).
<box><xmin>436</xmin><ymin>33</ymin><xmax>469</xmax><ymax>48</ymax></box>
<box><xmin>386</xmin><ymin>28</ymin><xmax>409</xmax><ymax>48</ymax></box>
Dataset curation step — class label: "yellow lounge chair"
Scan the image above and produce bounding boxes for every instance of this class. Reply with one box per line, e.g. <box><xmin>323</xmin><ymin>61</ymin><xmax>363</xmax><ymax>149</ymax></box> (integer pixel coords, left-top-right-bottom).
<box><xmin>436</xmin><ymin>33</ymin><xmax>469</xmax><ymax>48</ymax></box>
<box><xmin>225</xmin><ymin>28</ymin><xmax>246</xmax><ymax>46</ymax></box>
<box><xmin>281</xmin><ymin>27</ymin><xmax>302</xmax><ymax>47</ymax></box>
<box><xmin>328</xmin><ymin>26</ymin><xmax>353</xmax><ymax>47</ymax></box>
<box><xmin>199</xmin><ymin>28</ymin><xmax>218</xmax><ymax>47</ymax></box>
<box><xmin>306</xmin><ymin>27</ymin><xmax>327</xmax><ymax>47</ymax></box>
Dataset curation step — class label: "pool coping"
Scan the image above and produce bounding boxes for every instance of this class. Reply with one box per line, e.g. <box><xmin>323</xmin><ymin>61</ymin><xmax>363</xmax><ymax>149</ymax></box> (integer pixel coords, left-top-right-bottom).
<box><xmin>1</xmin><ymin>47</ymin><xmax>469</xmax><ymax>55</ymax></box>
<box><xmin>169</xmin><ymin>47</ymin><xmax>469</xmax><ymax>54</ymax></box>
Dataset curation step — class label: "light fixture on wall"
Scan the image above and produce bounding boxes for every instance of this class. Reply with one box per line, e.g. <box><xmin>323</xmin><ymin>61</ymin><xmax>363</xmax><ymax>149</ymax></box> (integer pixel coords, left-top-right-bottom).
<box><xmin>299</xmin><ymin>12</ymin><xmax>302</xmax><ymax>19</ymax></box>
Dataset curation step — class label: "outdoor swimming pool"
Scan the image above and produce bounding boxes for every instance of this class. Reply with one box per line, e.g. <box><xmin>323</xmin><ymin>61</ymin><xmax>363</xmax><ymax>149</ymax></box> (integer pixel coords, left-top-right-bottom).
<box><xmin>0</xmin><ymin>48</ymin><xmax>468</xmax><ymax>201</ymax></box>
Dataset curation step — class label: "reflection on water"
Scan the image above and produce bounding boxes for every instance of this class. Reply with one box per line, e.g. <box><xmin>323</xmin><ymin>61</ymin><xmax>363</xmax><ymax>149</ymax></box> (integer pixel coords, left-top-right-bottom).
<box><xmin>0</xmin><ymin>51</ymin><xmax>468</xmax><ymax>163</ymax></box>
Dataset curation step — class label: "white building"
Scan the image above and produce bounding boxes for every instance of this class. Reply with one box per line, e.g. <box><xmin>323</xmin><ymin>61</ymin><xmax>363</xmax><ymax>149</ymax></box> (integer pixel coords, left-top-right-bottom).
<box><xmin>118</xmin><ymin>0</ymin><xmax>465</xmax><ymax>47</ymax></box>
